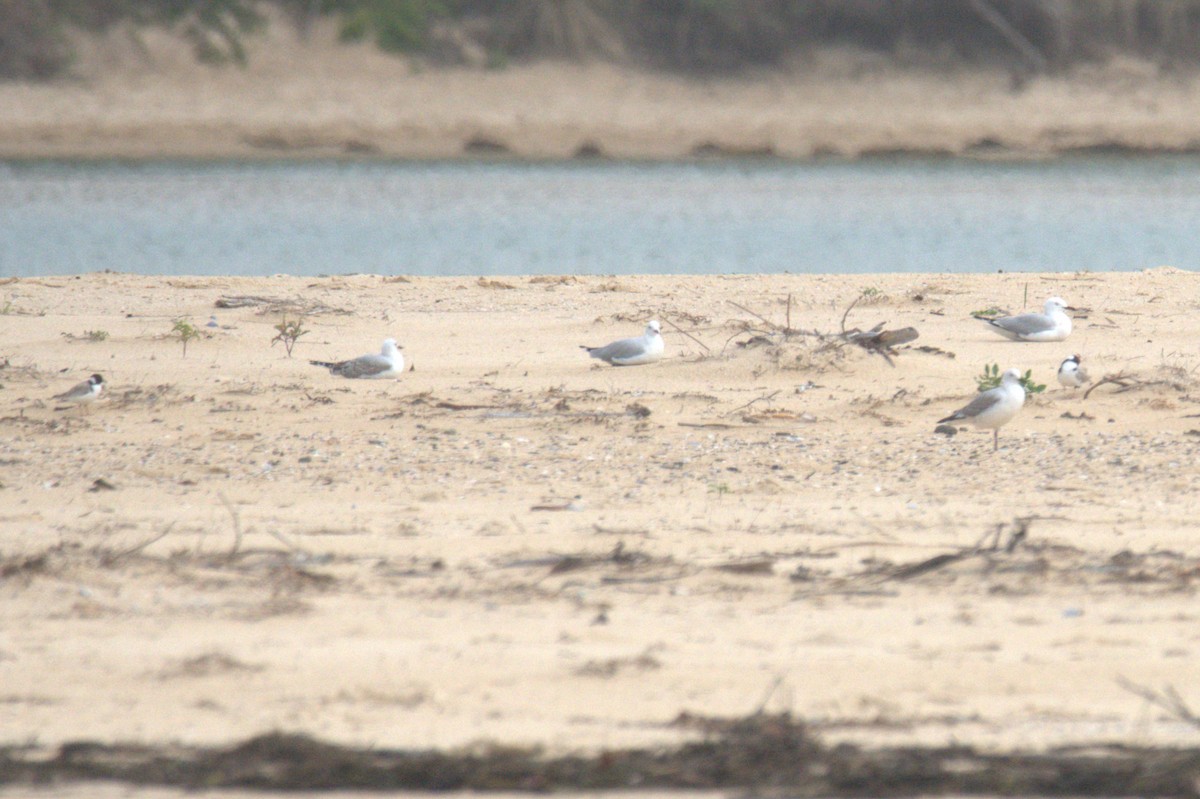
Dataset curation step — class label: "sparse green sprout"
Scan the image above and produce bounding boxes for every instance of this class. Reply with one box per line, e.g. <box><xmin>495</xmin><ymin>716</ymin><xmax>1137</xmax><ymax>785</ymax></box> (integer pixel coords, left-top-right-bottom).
<box><xmin>976</xmin><ymin>363</ymin><xmax>1045</xmax><ymax>395</ymax></box>
<box><xmin>1020</xmin><ymin>370</ymin><xmax>1047</xmax><ymax>395</ymax></box>
<box><xmin>271</xmin><ymin>316</ymin><xmax>309</xmax><ymax>358</ymax></box>
<box><xmin>171</xmin><ymin>318</ymin><xmax>201</xmax><ymax>357</ymax></box>
<box><xmin>708</xmin><ymin>482</ymin><xmax>730</xmax><ymax>496</ymax></box>
<box><xmin>970</xmin><ymin>307</ymin><xmax>1005</xmax><ymax>319</ymax></box>
<box><xmin>0</xmin><ymin>299</ymin><xmax>14</xmax><ymax>315</ymax></box>
<box><xmin>860</xmin><ymin>286</ymin><xmax>884</xmax><ymax>300</ymax></box>
<box><xmin>976</xmin><ymin>363</ymin><xmax>1001</xmax><ymax>390</ymax></box>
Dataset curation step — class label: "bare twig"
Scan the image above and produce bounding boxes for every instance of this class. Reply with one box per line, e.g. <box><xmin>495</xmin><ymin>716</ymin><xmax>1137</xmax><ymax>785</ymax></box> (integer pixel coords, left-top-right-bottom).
<box><xmin>101</xmin><ymin>523</ymin><xmax>175</xmax><ymax>565</ymax></box>
<box><xmin>264</xmin><ymin>528</ymin><xmax>302</xmax><ymax>554</ymax></box>
<box><xmin>727</xmin><ymin>300</ymin><xmax>774</xmax><ymax>329</ymax></box>
<box><xmin>726</xmin><ymin>390</ymin><xmax>780</xmax><ymax>417</ymax></box>
<box><xmin>888</xmin><ymin>552</ymin><xmax>967</xmax><ymax>581</ymax></box>
<box><xmin>1116</xmin><ymin>676</ymin><xmax>1200</xmax><ymax>730</ymax></box>
<box><xmin>754</xmin><ymin>674</ymin><xmax>787</xmax><ymax>716</ymax></box>
<box><xmin>661</xmin><ymin>315</ymin><xmax>711</xmax><ymax>354</ymax></box>
<box><xmin>219</xmin><ymin>492</ymin><xmax>243</xmax><ymax>559</ymax></box>
<box><xmin>840</xmin><ymin>294</ymin><xmax>863</xmax><ymax>335</ymax></box>
<box><xmin>1083</xmin><ymin>373</ymin><xmax>1137</xmax><ymax>400</ymax></box>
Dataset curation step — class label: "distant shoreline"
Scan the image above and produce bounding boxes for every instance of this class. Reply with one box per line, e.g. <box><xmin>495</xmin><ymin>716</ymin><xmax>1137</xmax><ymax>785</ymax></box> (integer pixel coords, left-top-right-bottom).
<box><xmin>3</xmin><ymin>19</ymin><xmax>1200</xmax><ymax>162</ymax></box>
<box><xmin>5</xmin><ymin>142</ymin><xmax>1200</xmax><ymax>163</ymax></box>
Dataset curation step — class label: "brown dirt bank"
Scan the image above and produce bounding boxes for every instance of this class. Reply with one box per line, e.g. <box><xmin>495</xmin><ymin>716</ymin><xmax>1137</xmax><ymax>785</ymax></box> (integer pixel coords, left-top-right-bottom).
<box><xmin>4</xmin><ymin>16</ymin><xmax>1200</xmax><ymax>160</ymax></box>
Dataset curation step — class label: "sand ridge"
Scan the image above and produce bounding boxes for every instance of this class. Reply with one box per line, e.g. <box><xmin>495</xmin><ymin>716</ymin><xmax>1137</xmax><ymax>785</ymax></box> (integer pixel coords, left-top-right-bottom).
<box><xmin>1</xmin><ymin>269</ymin><xmax>1199</xmax><ymax>756</ymax></box>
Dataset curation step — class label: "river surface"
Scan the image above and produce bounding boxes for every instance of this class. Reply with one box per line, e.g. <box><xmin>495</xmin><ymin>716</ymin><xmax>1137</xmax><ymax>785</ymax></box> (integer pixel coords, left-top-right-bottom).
<box><xmin>2</xmin><ymin>157</ymin><xmax>1198</xmax><ymax>277</ymax></box>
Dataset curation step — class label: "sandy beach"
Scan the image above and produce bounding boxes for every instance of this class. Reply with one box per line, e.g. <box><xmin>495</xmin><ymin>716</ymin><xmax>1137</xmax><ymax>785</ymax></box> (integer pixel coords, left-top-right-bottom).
<box><xmin>2</xmin><ymin>268</ymin><xmax>1200</xmax><ymax>775</ymax></box>
<box><xmin>4</xmin><ymin>14</ymin><xmax>1200</xmax><ymax>161</ymax></box>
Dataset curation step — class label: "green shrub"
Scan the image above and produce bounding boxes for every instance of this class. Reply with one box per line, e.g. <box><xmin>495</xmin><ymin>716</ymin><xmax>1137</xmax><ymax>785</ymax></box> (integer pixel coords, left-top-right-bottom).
<box><xmin>976</xmin><ymin>363</ymin><xmax>1045</xmax><ymax>395</ymax></box>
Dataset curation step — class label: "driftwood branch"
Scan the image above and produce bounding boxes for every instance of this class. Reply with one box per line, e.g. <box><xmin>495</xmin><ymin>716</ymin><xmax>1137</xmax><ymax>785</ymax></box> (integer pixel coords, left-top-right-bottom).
<box><xmin>843</xmin><ymin>325</ymin><xmax>920</xmax><ymax>367</ymax></box>
<box><xmin>730</xmin><ymin>295</ymin><xmax>920</xmax><ymax>366</ymax></box>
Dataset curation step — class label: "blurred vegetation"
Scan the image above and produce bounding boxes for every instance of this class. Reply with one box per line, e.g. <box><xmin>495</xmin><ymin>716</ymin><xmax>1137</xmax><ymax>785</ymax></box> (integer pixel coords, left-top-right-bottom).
<box><xmin>327</xmin><ymin>0</ymin><xmax>446</xmax><ymax>51</ymax></box>
<box><xmin>2</xmin><ymin>0</ymin><xmax>265</xmax><ymax>74</ymax></box>
<box><xmin>8</xmin><ymin>0</ymin><xmax>1200</xmax><ymax>79</ymax></box>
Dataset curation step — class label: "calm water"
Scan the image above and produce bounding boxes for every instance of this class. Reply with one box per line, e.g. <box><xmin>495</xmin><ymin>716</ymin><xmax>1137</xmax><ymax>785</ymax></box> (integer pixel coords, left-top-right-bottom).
<box><xmin>1</xmin><ymin>157</ymin><xmax>1198</xmax><ymax>277</ymax></box>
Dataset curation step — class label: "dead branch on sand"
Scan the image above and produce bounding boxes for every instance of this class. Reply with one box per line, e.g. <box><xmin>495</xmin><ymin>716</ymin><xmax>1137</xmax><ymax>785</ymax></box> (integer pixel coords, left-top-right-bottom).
<box><xmin>1083</xmin><ymin>370</ymin><xmax>1193</xmax><ymax>400</ymax></box>
<box><xmin>215</xmin><ymin>295</ymin><xmax>349</xmax><ymax>316</ymax></box>
<box><xmin>881</xmin><ymin>516</ymin><xmax>1032</xmax><ymax>582</ymax></box>
<box><xmin>728</xmin><ymin>294</ymin><xmax>919</xmax><ymax>366</ymax></box>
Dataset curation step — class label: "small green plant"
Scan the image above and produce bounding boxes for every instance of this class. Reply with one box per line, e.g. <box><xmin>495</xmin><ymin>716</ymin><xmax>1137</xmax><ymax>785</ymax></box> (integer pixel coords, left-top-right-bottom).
<box><xmin>976</xmin><ymin>363</ymin><xmax>1046</xmax><ymax>394</ymax></box>
<box><xmin>171</xmin><ymin>318</ymin><xmax>201</xmax><ymax>357</ymax></box>
<box><xmin>271</xmin><ymin>316</ymin><xmax>309</xmax><ymax>357</ymax></box>
<box><xmin>0</xmin><ymin>298</ymin><xmax>14</xmax><ymax>315</ymax></box>
<box><xmin>708</xmin><ymin>482</ymin><xmax>730</xmax><ymax>497</ymax></box>
<box><xmin>84</xmin><ymin>329</ymin><xmax>109</xmax><ymax>342</ymax></box>
<box><xmin>970</xmin><ymin>306</ymin><xmax>1005</xmax><ymax>319</ymax></box>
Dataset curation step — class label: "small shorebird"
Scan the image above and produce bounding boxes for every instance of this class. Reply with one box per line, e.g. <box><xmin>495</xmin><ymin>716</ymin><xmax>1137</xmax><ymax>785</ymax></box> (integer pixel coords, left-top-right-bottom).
<box><xmin>938</xmin><ymin>368</ymin><xmax>1026</xmax><ymax>451</ymax></box>
<box><xmin>1057</xmin><ymin>354</ymin><xmax>1090</xmax><ymax>389</ymax></box>
<box><xmin>979</xmin><ymin>297</ymin><xmax>1075</xmax><ymax>342</ymax></box>
<box><xmin>53</xmin><ymin>373</ymin><xmax>104</xmax><ymax>410</ymax></box>
<box><xmin>310</xmin><ymin>338</ymin><xmax>405</xmax><ymax>379</ymax></box>
<box><xmin>581</xmin><ymin>320</ymin><xmax>664</xmax><ymax>366</ymax></box>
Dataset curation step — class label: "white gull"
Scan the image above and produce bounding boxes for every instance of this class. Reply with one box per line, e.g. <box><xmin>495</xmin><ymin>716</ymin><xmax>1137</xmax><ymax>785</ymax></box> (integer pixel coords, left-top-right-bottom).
<box><xmin>938</xmin><ymin>367</ymin><xmax>1026</xmax><ymax>450</ymax></box>
<box><xmin>581</xmin><ymin>321</ymin><xmax>664</xmax><ymax>366</ymax></box>
<box><xmin>980</xmin><ymin>297</ymin><xmax>1075</xmax><ymax>342</ymax></box>
<box><xmin>310</xmin><ymin>339</ymin><xmax>405</xmax><ymax>379</ymax></box>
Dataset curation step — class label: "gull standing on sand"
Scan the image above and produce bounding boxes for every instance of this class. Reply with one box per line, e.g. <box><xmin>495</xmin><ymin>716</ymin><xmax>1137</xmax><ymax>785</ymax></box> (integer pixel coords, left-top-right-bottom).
<box><xmin>581</xmin><ymin>320</ymin><xmax>664</xmax><ymax>366</ymax></box>
<box><xmin>937</xmin><ymin>368</ymin><xmax>1026</xmax><ymax>451</ymax></box>
<box><xmin>979</xmin><ymin>297</ymin><xmax>1075</xmax><ymax>342</ymax></box>
<box><xmin>1057</xmin><ymin>354</ymin><xmax>1090</xmax><ymax>389</ymax></box>
<box><xmin>310</xmin><ymin>338</ymin><xmax>405</xmax><ymax>379</ymax></box>
<box><xmin>53</xmin><ymin>373</ymin><xmax>104</xmax><ymax>409</ymax></box>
